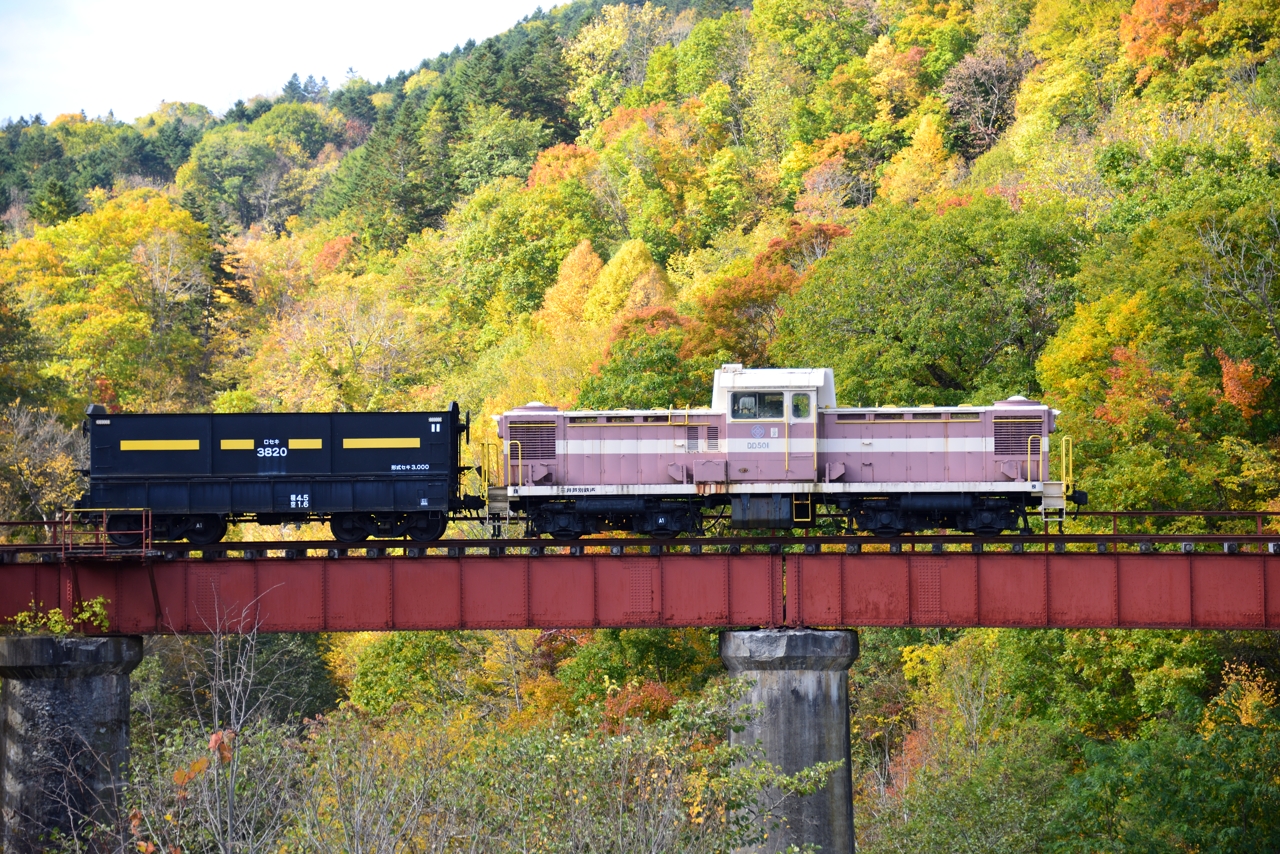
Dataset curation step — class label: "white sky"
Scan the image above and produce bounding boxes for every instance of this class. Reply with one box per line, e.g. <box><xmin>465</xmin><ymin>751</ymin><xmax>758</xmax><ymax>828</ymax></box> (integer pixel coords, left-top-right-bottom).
<box><xmin>0</xmin><ymin>0</ymin><xmax>550</xmax><ymax>123</ymax></box>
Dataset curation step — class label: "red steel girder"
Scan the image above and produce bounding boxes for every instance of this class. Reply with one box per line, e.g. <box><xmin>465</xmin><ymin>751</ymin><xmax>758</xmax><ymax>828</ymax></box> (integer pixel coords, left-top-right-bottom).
<box><xmin>0</xmin><ymin>554</ymin><xmax>783</xmax><ymax>634</ymax></box>
<box><xmin>1</xmin><ymin>552</ymin><xmax>1276</xmax><ymax>633</ymax></box>
<box><xmin>788</xmin><ymin>553</ymin><xmax>1278</xmax><ymax>629</ymax></box>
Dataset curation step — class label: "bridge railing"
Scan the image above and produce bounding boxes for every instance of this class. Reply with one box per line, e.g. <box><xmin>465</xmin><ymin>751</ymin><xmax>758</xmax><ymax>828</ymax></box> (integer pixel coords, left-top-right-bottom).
<box><xmin>0</xmin><ymin>518</ymin><xmax>64</xmax><ymax>562</ymax></box>
<box><xmin>56</xmin><ymin>509</ymin><xmax>153</xmax><ymax>560</ymax></box>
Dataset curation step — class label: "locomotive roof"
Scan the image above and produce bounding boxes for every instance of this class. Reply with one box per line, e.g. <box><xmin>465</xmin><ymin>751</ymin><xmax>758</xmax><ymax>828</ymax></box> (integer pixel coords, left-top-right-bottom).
<box><xmin>711</xmin><ymin>364</ymin><xmax>838</xmax><ymax>411</ymax></box>
<box><xmin>500</xmin><ymin>367</ymin><xmax>1051</xmax><ymax>419</ymax></box>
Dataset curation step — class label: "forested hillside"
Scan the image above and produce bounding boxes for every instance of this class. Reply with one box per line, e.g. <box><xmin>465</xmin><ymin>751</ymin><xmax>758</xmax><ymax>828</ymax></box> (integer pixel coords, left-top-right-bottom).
<box><xmin>3</xmin><ymin>0</ymin><xmax>1280</xmax><ymax>848</ymax></box>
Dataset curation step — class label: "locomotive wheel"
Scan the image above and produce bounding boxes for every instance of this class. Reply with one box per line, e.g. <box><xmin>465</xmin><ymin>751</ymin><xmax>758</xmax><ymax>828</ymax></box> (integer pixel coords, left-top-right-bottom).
<box><xmin>330</xmin><ymin>513</ymin><xmax>370</xmax><ymax>543</ymax></box>
<box><xmin>406</xmin><ymin>513</ymin><xmax>447</xmax><ymax>542</ymax></box>
<box><xmin>186</xmin><ymin>515</ymin><xmax>227</xmax><ymax>546</ymax></box>
<box><xmin>106</xmin><ymin>514</ymin><xmax>144</xmax><ymax>548</ymax></box>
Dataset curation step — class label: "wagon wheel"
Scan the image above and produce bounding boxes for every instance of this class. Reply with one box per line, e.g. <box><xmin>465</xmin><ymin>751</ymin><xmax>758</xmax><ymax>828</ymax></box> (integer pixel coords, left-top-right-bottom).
<box><xmin>186</xmin><ymin>516</ymin><xmax>227</xmax><ymax>546</ymax></box>
<box><xmin>330</xmin><ymin>513</ymin><xmax>371</xmax><ymax>543</ymax></box>
<box><xmin>406</xmin><ymin>513</ymin><xmax>447</xmax><ymax>542</ymax></box>
<box><xmin>106</xmin><ymin>514</ymin><xmax>144</xmax><ymax>548</ymax></box>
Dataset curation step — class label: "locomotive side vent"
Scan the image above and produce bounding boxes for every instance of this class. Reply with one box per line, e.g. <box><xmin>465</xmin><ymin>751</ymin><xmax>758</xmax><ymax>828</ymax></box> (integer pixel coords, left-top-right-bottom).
<box><xmin>508</xmin><ymin>422</ymin><xmax>557</xmax><ymax>460</ymax></box>
<box><xmin>686</xmin><ymin>425</ymin><xmax>699</xmax><ymax>452</ymax></box>
<box><xmin>994</xmin><ymin>417</ymin><xmax>1043</xmax><ymax>456</ymax></box>
<box><xmin>707</xmin><ymin>426</ymin><xmax>720</xmax><ymax>451</ymax></box>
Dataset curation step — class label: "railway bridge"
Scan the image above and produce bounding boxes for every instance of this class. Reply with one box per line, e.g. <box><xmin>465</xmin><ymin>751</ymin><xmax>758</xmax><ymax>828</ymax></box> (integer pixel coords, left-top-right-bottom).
<box><xmin>2</xmin><ymin>514</ymin><xmax>1278</xmax><ymax>853</ymax></box>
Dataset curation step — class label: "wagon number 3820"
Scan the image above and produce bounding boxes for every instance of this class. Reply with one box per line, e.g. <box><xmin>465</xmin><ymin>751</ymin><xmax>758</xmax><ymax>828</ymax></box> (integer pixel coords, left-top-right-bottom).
<box><xmin>257</xmin><ymin>439</ymin><xmax>287</xmax><ymax>458</ymax></box>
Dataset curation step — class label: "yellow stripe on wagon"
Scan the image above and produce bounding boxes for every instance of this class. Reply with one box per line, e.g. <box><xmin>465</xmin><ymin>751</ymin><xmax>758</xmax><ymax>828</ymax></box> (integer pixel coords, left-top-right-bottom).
<box><xmin>220</xmin><ymin>439</ymin><xmax>255</xmax><ymax>450</ymax></box>
<box><xmin>121</xmin><ymin>440</ymin><xmax>200</xmax><ymax>451</ymax></box>
<box><xmin>289</xmin><ymin>438</ymin><xmax>323</xmax><ymax>449</ymax></box>
<box><xmin>343</xmin><ymin>437</ymin><xmax>421</xmax><ymax>449</ymax></box>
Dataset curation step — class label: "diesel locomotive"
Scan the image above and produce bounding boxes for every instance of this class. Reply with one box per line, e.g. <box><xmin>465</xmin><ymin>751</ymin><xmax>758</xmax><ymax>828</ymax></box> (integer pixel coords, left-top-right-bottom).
<box><xmin>493</xmin><ymin>364</ymin><xmax>1085</xmax><ymax>539</ymax></box>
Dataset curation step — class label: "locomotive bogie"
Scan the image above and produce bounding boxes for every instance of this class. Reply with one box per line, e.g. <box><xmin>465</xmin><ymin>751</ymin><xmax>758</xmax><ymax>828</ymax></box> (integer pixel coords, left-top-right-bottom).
<box><xmin>846</xmin><ymin>495</ymin><xmax>1029</xmax><ymax>537</ymax></box>
<box><xmin>524</xmin><ymin>498</ymin><xmax>705</xmax><ymax>539</ymax></box>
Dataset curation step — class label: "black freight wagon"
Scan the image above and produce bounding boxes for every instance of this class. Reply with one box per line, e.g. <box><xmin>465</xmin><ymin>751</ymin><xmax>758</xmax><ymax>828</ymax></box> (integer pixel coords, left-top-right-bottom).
<box><xmin>83</xmin><ymin>404</ymin><xmax>476</xmax><ymax>544</ymax></box>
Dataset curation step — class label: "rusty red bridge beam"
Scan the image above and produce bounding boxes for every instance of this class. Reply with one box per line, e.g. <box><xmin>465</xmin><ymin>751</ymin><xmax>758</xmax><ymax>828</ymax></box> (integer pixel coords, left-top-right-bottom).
<box><xmin>1</xmin><ymin>552</ymin><xmax>1277</xmax><ymax>633</ymax></box>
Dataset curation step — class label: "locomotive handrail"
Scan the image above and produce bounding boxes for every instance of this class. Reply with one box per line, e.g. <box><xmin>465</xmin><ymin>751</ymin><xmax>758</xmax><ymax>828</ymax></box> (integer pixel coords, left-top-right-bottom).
<box><xmin>509</xmin><ymin>439</ymin><xmax>523</xmax><ymax>488</ymax></box>
<box><xmin>1027</xmin><ymin>434</ymin><xmax>1045</xmax><ymax>482</ymax></box>
<box><xmin>478</xmin><ymin>441</ymin><xmax>500</xmax><ymax>487</ymax></box>
<box><xmin>1060</xmin><ymin>436</ymin><xmax>1074</xmax><ymax>494</ymax></box>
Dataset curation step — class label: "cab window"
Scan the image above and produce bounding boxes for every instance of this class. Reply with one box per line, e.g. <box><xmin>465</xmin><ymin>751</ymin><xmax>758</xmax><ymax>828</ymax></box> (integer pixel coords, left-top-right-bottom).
<box><xmin>792</xmin><ymin>393</ymin><xmax>811</xmax><ymax>419</ymax></box>
<box><xmin>732</xmin><ymin>392</ymin><xmax>785</xmax><ymax>419</ymax></box>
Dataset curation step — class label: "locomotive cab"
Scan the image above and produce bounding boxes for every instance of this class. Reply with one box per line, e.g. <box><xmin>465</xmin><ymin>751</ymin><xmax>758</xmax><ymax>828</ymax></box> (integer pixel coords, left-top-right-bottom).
<box><xmin>715</xmin><ymin>364</ymin><xmax>834</xmax><ymax>527</ymax></box>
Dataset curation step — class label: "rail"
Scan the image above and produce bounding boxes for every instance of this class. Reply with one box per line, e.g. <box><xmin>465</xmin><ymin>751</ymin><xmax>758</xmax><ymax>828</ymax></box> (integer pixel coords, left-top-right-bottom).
<box><xmin>0</xmin><ymin>518</ymin><xmax>64</xmax><ymax>562</ymax></box>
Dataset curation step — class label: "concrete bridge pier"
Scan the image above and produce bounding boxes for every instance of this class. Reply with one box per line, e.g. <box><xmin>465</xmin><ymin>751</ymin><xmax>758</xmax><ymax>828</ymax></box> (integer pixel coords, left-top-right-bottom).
<box><xmin>0</xmin><ymin>635</ymin><xmax>144</xmax><ymax>853</ymax></box>
<box><xmin>721</xmin><ymin>629</ymin><xmax>859</xmax><ymax>853</ymax></box>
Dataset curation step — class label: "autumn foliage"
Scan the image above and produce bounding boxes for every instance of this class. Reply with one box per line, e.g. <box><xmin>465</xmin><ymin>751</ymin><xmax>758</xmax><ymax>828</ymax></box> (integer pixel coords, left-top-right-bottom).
<box><xmin>3</xmin><ymin>0</ymin><xmax>1280</xmax><ymax>848</ymax></box>
<box><xmin>1121</xmin><ymin>0</ymin><xmax>1219</xmax><ymax>80</ymax></box>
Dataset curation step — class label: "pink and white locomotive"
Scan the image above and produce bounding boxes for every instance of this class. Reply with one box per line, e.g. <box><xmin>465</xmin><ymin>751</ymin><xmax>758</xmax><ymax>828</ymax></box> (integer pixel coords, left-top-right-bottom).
<box><xmin>495</xmin><ymin>364</ymin><xmax>1081</xmax><ymax>539</ymax></box>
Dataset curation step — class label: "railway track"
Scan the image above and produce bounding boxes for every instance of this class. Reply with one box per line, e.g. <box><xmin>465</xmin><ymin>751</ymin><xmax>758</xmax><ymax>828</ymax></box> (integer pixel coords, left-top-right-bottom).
<box><xmin>3</xmin><ymin>524</ymin><xmax>1279</xmax><ymax>563</ymax></box>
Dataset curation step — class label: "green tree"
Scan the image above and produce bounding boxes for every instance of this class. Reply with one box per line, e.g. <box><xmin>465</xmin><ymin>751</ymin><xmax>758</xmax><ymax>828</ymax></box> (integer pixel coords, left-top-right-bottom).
<box><xmin>29</xmin><ymin>176</ymin><xmax>81</xmax><ymax>225</ymax></box>
<box><xmin>253</xmin><ymin>103</ymin><xmax>341</xmax><ymax>159</ymax></box>
<box><xmin>1038</xmin><ymin>198</ymin><xmax>1280</xmax><ymax>515</ymax></box>
<box><xmin>176</xmin><ymin>125</ymin><xmax>287</xmax><ymax>228</ymax></box>
<box><xmin>348</xmin><ymin>631</ymin><xmax>484</xmax><ymax>715</ymax></box>
<box><xmin>451</xmin><ymin>104</ymin><xmax>551</xmax><ymax>194</ymax></box>
<box><xmin>750</xmin><ymin>0</ymin><xmax>869</xmax><ymax>79</ymax></box>
<box><xmin>578</xmin><ymin>308</ymin><xmax>721</xmax><ymax>410</ymax></box>
<box><xmin>774</xmin><ymin>197</ymin><xmax>1086</xmax><ymax>406</ymax></box>
<box><xmin>554</xmin><ymin>628</ymin><xmax>723</xmax><ymax>705</ymax></box>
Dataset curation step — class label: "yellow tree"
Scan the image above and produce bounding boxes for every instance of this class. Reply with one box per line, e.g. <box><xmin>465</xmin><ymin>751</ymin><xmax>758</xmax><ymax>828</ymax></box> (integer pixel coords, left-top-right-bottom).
<box><xmin>582</xmin><ymin>239</ymin><xmax>673</xmax><ymax>326</ymax></box>
<box><xmin>0</xmin><ymin>188</ymin><xmax>213</xmax><ymax>412</ymax></box>
<box><xmin>238</xmin><ymin>272</ymin><xmax>433</xmax><ymax>412</ymax></box>
<box><xmin>535</xmin><ymin>239</ymin><xmax>605</xmax><ymax>329</ymax></box>
<box><xmin>566</xmin><ymin>3</ymin><xmax>675</xmax><ymax>129</ymax></box>
<box><xmin>0</xmin><ymin>403</ymin><xmax>85</xmax><ymax>526</ymax></box>
<box><xmin>878</xmin><ymin>114</ymin><xmax>964</xmax><ymax>204</ymax></box>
